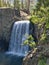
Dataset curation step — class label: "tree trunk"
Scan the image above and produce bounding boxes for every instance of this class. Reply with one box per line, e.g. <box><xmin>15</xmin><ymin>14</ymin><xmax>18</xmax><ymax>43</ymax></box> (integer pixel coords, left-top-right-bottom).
<box><xmin>27</xmin><ymin>0</ymin><xmax>30</xmax><ymax>14</ymax></box>
<box><xmin>21</xmin><ymin>0</ymin><xmax>23</xmax><ymax>9</ymax></box>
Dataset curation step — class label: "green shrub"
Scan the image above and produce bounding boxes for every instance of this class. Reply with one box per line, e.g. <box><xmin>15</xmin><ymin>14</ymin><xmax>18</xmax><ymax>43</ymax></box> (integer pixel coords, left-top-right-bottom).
<box><xmin>24</xmin><ymin>35</ymin><xmax>36</xmax><ymax>48</ymax></box>
<box><xmin>38</xmin><ymin>57</ymin><xmax>47</xmax><ymax>65</ymax></box>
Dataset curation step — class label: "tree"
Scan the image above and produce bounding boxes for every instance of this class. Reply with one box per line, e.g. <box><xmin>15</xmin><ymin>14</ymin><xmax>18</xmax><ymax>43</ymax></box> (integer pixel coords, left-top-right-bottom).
<box><xmin>14</xmin><ymin>0</ymin><xmax>20</xmax><ymax>10</ymax></box>
<box><xmin>7</xmin><ymin>1</ymin><xmax>11</xmax><ymax>7</ymax></box>
<box><xmin>25</xmin><ymin>0</ymin><xmax>30</xmax><ymax>13</ymax></box>
<box><xmin>0</xmin><ymin>0</ymin><xmax>9</xmax><ymax>7</ymax></box>
<box><xmin>2</xmin><ymin>0</ymin><xmax>7</xmax><ymax>7</ymax></box>
<box><xmin>21</xmin><ymin>0</ymin><xmax>23</xmax><ymax>9</ymax></box>
<box><xmin>0</xmin><ymin>0</ymin><xmax>4</xmax><ymax>7</ymax></box>
<box><xmin>0</xmin><ymin>0</ymin><xmax>2</xmax><ymax>7</ymax></box>
<box><xmin>30</xmin><ymin>0</ymin><xmax>49</xmax><ymax>44</ymax></box>
<box><xmin>36</xmin><ymin>0</ymin><xmax>49</xmax><ymax>11</ymax></box>
<box><xmin>27</xmin><ymin>0</ymin><xmax>30</xmax><ymax>13</ymax></box>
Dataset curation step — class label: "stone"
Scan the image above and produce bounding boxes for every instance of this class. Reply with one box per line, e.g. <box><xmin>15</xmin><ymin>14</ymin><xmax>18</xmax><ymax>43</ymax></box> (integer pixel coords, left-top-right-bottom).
<box><xmin>0</xmin><ymin>8</ymin><xmax>20</xmax><ymax>51</ymax></box>
<box><xmin>46</xmin><ymin>58</ymin><xmax>49</xmax><ymax>65</ymax></box>
<box><xmin>23</xmin><ymin>44</ymin><xmax>49</xmax><ymax>65</ymax></box>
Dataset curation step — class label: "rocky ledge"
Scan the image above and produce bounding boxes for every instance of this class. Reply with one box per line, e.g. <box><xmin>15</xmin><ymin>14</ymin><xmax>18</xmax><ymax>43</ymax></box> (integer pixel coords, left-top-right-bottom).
<box><xmin>0</xmin><ymin>8</ymin><xmax>20</xmax><ymax>51</ymax></box>
<box><xmin>23</xmin><ymin>43</ymin><xmax>49</xmax><ymax>65</ymax></box>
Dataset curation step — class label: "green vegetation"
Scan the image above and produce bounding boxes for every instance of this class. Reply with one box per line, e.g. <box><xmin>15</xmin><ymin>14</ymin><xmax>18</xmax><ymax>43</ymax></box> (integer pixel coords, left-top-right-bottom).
<box><xmin>0</xmin><ymin>0</ymin><xmax>49</xmax><ymax>64</ymax></box>
<box><xmin>38</xmin><ymin>56</ymin><xmax>47</xmax><ymax>65</ymax></box>
<box><xmin>30</xmin><ymin>0</ymin><xmax>49</xmax><ymax>45</ymax></box>
<box><xmin>0</xmin><ymin>0</ymin><xmax>20</xmax><ymax>9</ymax></box>
<box><xmin>23</xmin><ymin>0</ymin><xmax>49</xmax><ymax>51</ymax></box>
<box><xmin>24</xmin><ymin>35</ymin><xmax>36</xmax><ymax>48</ymax></box>
<box><xmin>24</xmin><ymin>0</ymin><xmax>49</xmax><ymax>65</ymax></box>
<box><xmin>0</xmin><ymin>0</ymin><xmax>2</xmax><ymax>7</ymax></box>
<box><xmin>0</xmin><ymin>0</ymin><xmax>30</xmax><ymax>11</ymax></box>
<box><xmin>14</xmin><ymin>0</ymin><xmax>20</xmax><ymax>10</ymax></box>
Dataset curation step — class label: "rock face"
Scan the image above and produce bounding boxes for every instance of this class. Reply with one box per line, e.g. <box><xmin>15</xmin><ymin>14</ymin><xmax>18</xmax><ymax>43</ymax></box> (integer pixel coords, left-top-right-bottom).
<box><xmin>23</xmin><ymin>46</ymin><xmax>41</xmax><ymax>65</ymax></box>
<box><xmin>29</xmin><ymin>23</ymin><xmax>38</xmax><ymax>42</ymax></box>
<box><xmin>23</xmin><ymin>22</ymin><xmax>49</xmax><ymax>65</ymax></box>
<box><xmin>23</xmin><ymin>44</ymin><xmax>49</xmax><ymax>65</ymax></box>
<box><xmin>0</xmin><ymin>8</ymin><xmax>20</xmax><ymax>51</ymax></box>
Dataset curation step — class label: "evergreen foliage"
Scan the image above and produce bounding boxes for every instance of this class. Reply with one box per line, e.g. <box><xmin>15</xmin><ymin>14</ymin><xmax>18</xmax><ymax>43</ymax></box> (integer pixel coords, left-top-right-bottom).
<box><xmin>28</xmin><ymin>0</ymin><xmax>49</xmax><ymax>64</ymax></box>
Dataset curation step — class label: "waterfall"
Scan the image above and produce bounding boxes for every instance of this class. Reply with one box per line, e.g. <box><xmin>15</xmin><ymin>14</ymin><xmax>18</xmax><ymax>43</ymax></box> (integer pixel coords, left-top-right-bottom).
<box><xmin>7</xmin><ymin>20</ymin><xmax>30</xmax><ymax>56</ymax></box>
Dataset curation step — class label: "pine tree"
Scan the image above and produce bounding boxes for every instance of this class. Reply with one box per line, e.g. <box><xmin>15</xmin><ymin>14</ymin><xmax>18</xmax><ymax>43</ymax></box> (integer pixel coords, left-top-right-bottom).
<box><xmin>2</xmin><ymin>0</ymin><xmax>7</xmax><ymax>7</ymax></box>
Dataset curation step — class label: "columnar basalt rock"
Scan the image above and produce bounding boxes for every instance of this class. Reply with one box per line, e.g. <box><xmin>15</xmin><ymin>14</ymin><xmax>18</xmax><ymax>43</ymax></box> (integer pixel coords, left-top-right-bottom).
<box><xmin>0</xmin><ymin>8</ymin><xmax>20</xmax><ymax>51</ymax></box>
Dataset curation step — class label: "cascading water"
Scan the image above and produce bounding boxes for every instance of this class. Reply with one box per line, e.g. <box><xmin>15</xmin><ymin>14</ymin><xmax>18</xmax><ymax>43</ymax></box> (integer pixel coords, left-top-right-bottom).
<box><xmin>7</xmin><ymin>20</ymin><xmax>30</xmax><ymax>56</ymax></box>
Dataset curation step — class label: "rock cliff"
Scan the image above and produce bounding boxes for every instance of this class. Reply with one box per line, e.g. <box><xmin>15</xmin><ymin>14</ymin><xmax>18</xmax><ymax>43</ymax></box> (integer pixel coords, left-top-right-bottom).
<box><xmin>23</xmin><ymin>23</ymin><xmax>49</xmax><ymax>65</ymax></box>
<box><xmin>0</xmin><ymin>8</ymin><xmax>20</xmax><ymax>51</ymax></box>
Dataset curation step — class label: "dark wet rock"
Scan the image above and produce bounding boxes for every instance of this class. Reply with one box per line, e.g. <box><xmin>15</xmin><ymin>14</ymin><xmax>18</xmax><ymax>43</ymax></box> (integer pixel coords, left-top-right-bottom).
<box><xmin>29</xmin><ymin>22</ymin><xmax>38</xmax><ymax>42</ymax></box>
<box><xmin>23</xmin><ymin>44</ymin><xmax>49</xmax><ymax>65</ymax></box>
<box><xmin>0</xmin><ymin>8</ymin><xmax>20</xmax><ymax>51</ymax></box>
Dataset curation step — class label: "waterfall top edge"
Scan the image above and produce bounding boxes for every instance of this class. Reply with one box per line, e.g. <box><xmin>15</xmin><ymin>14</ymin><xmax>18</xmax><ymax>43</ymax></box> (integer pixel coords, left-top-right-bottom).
<box><xmin>15</xmin><ymin>20</ymin><xmax>30</xmax><ymax>24</ymax></box>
